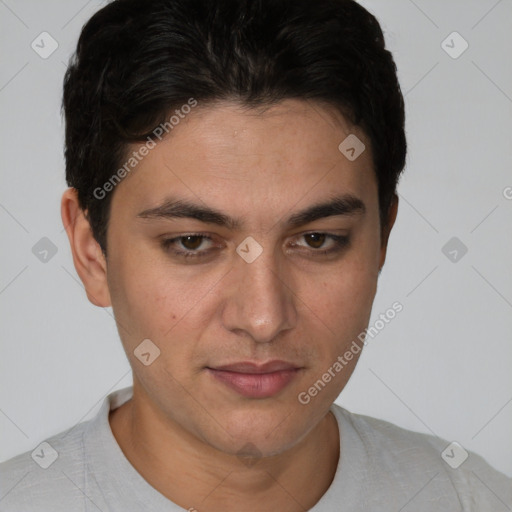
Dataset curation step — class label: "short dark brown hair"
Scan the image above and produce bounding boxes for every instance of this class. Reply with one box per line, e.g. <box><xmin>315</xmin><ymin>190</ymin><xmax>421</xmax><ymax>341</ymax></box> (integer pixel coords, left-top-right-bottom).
<box><xmin>63</xmin><ymin>0</ymin><xmax>406</xmax><ymax>255</ymax></box>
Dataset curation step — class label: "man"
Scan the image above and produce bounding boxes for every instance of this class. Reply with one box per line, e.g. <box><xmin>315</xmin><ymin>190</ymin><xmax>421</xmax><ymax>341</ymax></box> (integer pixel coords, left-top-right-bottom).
<box><xmin>1</xmin><ymin>0</ymin><xmax>510</xmax><ymax>510</ymax></box>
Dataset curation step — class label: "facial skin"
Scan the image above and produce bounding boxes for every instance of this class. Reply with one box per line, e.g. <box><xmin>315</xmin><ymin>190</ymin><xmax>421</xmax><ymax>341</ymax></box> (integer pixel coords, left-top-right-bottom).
<box><xmin>61</xmin><ymin>99</ymin><xmax>398</xmax><ymax>512</ymax></box>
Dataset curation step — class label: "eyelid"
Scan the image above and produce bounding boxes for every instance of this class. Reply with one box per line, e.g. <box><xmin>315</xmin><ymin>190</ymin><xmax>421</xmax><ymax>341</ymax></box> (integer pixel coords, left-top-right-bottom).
<box><xmin>161</xmin><ymin>231</ymin><xmax>349</xmax><ymax>260</ymax></box>
<box><xmin>161</xmin><ymin>232</ymin><xmax>216</xmax><ymax>250</ymax></box>
<box><xmin>290</xmin><ymin>232</ymin><xmax>348</xmax><ymax>248</ymax></box>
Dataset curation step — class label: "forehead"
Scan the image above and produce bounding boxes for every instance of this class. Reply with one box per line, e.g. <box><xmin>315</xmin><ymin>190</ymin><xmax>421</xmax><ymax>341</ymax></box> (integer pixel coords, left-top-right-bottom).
<box><xmin>111</xmin><ymin>99</ymin><xmax>377</xmax><ymax>225</ymax></box>
<box><xmin>172</xmin><ymin>99</ymin><xmax>367</xmax><ymax>167</ymax></box>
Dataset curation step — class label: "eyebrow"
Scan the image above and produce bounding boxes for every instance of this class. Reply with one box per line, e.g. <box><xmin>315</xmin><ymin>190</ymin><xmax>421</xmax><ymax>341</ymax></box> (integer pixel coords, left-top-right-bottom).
<box><xmin>136</xmin><ymin>194</ymin><xmax>366</xmax><ymax>230</ymax></box>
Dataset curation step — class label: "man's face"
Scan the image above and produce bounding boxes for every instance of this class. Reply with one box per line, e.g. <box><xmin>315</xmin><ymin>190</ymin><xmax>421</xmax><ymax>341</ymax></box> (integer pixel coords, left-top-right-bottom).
<box><xmin>103</xmin><ymin>99</ymin><xmax>386</xmax><ymax>457</ymax></box>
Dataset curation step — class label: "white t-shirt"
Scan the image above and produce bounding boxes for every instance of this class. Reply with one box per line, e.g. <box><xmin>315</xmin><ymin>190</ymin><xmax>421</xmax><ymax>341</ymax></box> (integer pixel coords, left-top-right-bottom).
<box><xmin>1</xmin><ymin>386</ymin><xmax>510</xmax><ymax>511</ymax></box>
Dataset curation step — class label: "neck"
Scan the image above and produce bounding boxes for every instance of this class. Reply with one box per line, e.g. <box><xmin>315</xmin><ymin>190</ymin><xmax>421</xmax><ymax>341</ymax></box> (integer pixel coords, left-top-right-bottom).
<box><xmin>109</xmin><ymin>385</ymin><xmax>340</xmax><ymax>512</ymax></box>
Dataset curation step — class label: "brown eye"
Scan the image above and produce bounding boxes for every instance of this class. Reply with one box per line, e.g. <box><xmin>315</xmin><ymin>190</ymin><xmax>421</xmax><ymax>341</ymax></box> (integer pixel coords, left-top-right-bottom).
<box><xmin>180</xmin><ymin>235</ymin><xmax>204</xmax><ymax>250</ymax></box>
<box><xmin>291</xmin><ymin>232</ymin><xmax>350</xmax><ymax>256</ymax></box>
<box><xmin>160</xmin><ymin>233</ymin><xmax>216</xmax><ymax>259</ymax></box>
<box><xmin>305</xmin><ymin>233</ymin><xmax>326</xmax><ymax>249</ymax></box>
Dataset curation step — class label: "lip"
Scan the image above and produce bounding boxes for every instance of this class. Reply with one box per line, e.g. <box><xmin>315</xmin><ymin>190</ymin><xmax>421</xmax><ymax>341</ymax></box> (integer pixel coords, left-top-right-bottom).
<box><xmin>207</xmin><ymin>360</ymin><xmax>302</xmax><ymax>398</ymax></box>
<box><xmin>210</xmin><ymin>360</ymin><xmax>300</xmax><ymax>374</ymax></box>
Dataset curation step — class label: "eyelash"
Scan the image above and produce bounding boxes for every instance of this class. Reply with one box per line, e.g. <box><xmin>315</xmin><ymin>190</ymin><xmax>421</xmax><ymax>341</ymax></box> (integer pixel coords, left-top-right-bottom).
<box><xmin>160</xmin><ymin>232</ymin><xmax>350</xmax><ymax>260</ymax></box>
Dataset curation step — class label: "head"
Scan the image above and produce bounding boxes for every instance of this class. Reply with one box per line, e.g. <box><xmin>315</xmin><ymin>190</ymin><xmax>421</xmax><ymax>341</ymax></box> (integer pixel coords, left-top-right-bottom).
<box><xmin>61</xmin><ymin>0</ymin><xmax>406</xmax><ymax>458</ymax></box>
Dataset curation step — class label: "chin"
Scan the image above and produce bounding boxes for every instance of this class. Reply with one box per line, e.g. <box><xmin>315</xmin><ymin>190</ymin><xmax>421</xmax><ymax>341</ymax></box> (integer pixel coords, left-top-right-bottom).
<box><xmin>207</xmin><ymin>405</ymin><xmax>318</xmax><ymax>458</ymax></box>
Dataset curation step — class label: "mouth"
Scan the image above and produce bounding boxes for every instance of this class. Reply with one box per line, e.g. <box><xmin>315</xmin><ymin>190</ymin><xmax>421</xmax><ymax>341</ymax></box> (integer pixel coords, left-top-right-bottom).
<box><xmin>206</xmin><ymin>360</ymin><xmax>303</xmax><ymax>399</ymax></box>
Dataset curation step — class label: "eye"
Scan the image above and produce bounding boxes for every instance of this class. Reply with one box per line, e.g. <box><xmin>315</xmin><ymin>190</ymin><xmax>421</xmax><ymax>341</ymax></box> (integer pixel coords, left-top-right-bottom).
<box><xmin>160</xmin><ymin>232</ymin><xmax>350</xmax><ymax>262</ymax></box>
<box><xmin>161</xmin><ymin>234</ymin><xmax>216</xmax><ymax>259</ymax></box>
<box><xmin>292</xmin><ymin>232</ymin><xmax>350</xmax><ymax>255</ymax></box>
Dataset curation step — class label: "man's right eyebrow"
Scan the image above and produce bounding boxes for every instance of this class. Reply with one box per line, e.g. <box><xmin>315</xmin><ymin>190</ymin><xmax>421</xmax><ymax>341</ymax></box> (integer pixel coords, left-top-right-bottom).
<box><xmin>135</xmin><ymin>194</ymin><xmax>366</xmax><ymax>231</ymax></box>
<box><xmin>136</xmin><ymin>198</ymin><xmax>242</xmax><ymax>230</ymax></box>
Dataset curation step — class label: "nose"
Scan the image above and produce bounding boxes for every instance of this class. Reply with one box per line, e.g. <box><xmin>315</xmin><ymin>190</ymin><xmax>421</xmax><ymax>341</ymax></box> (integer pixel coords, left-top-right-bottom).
<box><xmin>221</xmin><ymin>243</ymin><xmax>297</xmax><ymax>344</ymax></box>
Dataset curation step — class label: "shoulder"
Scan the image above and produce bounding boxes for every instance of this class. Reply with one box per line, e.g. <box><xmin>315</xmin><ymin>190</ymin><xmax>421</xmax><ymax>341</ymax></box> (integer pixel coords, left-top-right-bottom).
<box><xmin>332</xmin><ymin>404</ymin><xmax>512</xmax><ymax>510</ymax></box>
<box><xmin>0</xmin><ymin>421</ymin><xmax>92</xmax><ymax>512</ymax></box>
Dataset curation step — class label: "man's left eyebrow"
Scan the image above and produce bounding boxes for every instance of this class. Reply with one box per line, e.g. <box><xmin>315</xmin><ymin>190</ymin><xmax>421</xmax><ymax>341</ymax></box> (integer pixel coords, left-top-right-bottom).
<box><xmin>285</xmin><ymin>194</ymin><xmax>366</xmax><ymax>229</ymax></box>
<box><xmin>135</xmin><ymin>194</ymin><xmax>366</xmax><ymax>230</ymax></box>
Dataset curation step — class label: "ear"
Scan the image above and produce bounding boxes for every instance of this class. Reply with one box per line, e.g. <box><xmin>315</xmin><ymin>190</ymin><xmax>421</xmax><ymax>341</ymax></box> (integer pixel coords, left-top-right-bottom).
<box><xmin>61</xmin><ymin>188</ymin><xmax>111</xmax><ymax>307</ymax></box>
<box><xmin>379</xmin><ymin>194</ymin><xmax>399</xmax><ymax>270</ymax></box>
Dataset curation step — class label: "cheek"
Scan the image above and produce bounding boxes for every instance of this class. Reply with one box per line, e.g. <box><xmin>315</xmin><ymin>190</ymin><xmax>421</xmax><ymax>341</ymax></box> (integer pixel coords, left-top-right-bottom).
<box><xmin>315</xmin><ymin>255</ymin><xmax>378</xmax><ymax>326</ymax></box>
<box><xmin>108</xmin><ymin>248</ymin><xmax>181</xmax><ymax>324</ymax></box>
<box><xmin>107</xmin><ymin>251</ymin><xmax>222</xmax><ymax>372</ymax></box>
<box><xmin>297</xmin><ymin>264</ymin><xmax>376</xmax><ymax>406</ymax></box>
<box><xmin>108</xmin><ymin>262</ymin><xmax>203</xmax><ymax>390</ymax></box>
<box><xmin>302</xmin><ymin>249</ymin><xmax>379</xmax><ymax>377</ymax></box>
<box><xmin>321</xmin><ymin>279</ymin><xmax>376</xmax><ymax>363</ymax></box>
<box><xmin>105</xmin><ymin>252</ymin><xmax>177</xmax><ymax>357</ymax></box>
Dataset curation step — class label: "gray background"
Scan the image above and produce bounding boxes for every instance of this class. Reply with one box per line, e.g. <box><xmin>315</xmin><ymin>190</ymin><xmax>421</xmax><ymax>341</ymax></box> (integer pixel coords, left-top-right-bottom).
<box><xmin>1</xmin><ymin>0</ymin><xmax>511</xmax><ymax>477</ymax></box>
